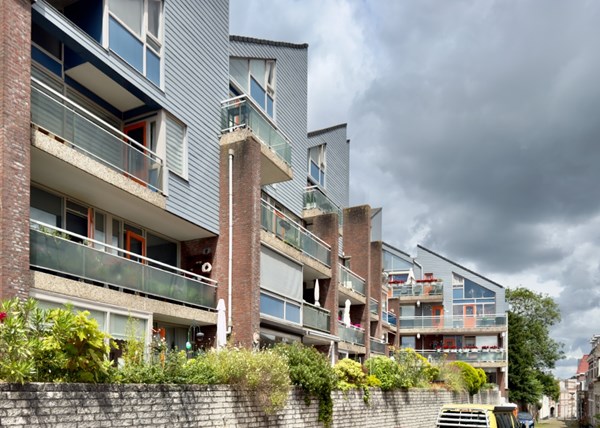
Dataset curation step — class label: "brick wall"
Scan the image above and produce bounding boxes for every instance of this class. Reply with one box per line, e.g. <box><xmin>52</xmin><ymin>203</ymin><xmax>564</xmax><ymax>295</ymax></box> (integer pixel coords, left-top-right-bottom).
<box><xmin>0</xmin><ymin>384</ymin><xmax>501</xmax><ymax>427</ymax></box>
<box><xmin>0</xmin><ymin>0</ymin><xmax>32</xmax><ymax>300</ymax></box>
<box><xmin>215</xmin><ymin>137</ymin><xmax>262</xmax><ymax>347</ymax></box>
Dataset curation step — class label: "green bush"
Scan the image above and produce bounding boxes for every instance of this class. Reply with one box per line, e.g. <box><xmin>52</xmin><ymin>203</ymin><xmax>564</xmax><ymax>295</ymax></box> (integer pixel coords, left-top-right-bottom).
<box><xmin>365</xmin><ymin>356</ymin><xmax>402</xmax><ymax>391</ymax></box>
<box><xmin>274</xmin><ymin>343</ymin><xmax>336</xmax><ymax>426</ymax></box>
<box><xmin>435</xmin><ymin>360</ymin><xmax>467</xmax><ymax>392</ymax></box>
<box><xmin>393</xmin><ymin>348</ymin><xmax>438</xmax><ymax>388</ymax></box>
<box><xmin>450</xmin><ymin>361</ymin><xmax>486</xmax><ymax>395</ymax></box>
<box><xmin>334</xmin><ymin>358</ymin><xmax>370</xmax><ymax>403</ymax></box>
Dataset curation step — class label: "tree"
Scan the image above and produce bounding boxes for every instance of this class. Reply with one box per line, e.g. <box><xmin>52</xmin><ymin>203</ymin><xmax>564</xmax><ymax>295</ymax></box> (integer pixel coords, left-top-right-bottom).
<box><xmin>506</xmin><ymin>287</ymin><xmax>563</xmax><ymax>407</ymax></box>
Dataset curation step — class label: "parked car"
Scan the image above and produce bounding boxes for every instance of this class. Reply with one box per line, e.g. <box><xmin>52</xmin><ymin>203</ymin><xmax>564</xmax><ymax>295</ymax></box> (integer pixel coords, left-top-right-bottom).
<box><xmin>436</xmin><ymin>404</ymin><xmax>520</xmax><ymax>428</ymax></box>
<box><xmin>517</xmin><ymin>411</ymin><xmax>535</xmax><ymax>428</ymax></box>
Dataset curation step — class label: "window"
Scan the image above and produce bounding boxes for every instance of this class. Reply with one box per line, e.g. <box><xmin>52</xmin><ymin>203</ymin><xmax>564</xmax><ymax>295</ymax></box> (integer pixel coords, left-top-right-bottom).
<box><xmin>165</xmin><ymin>114</ymin><xmax>187</xmax><ymax>178</ymax></box>
<box><xmin>308</xmin><ymin>144</ymin><xmax>326</xmax><ymax>187</ymax></box>
<box><xmin>107</xmin><ymin>0</ymin><xmax>164</xmax><ymax>86</ymax></box>
<box><xmin>229</xmin><ymin>58</ymin><xmax>276</xmax><ymax>118</ymax></box>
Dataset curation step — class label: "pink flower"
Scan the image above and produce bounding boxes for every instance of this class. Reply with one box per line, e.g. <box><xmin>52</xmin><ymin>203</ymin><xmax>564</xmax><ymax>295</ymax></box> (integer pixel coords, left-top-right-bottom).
<box><xmin>0</xmin><ymin>312</ymin><xmax>6</xmax><ymax>323</ymax></box>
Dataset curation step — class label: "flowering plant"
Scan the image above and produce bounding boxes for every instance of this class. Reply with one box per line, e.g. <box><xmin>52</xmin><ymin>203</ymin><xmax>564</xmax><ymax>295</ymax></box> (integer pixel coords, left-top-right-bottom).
<box><xmin>0</xmin><ymin>312</ymin><xmax>6</xmax><ymax>323</ymax></box>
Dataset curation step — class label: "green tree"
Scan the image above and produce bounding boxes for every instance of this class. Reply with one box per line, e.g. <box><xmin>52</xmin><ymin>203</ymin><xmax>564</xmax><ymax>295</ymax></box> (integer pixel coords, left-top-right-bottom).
<box><xmin>507</xmin><ymin>287</ymin><xmax>564</xmax><ymax>407</ymax></box>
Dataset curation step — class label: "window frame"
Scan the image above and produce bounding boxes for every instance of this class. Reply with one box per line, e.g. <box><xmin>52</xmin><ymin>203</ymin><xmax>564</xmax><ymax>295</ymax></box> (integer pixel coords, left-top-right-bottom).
<box><xmin>308</xmin><ymin>144</ymin><xmax>326</xmax><ymax>187</ymax></box>
<box><xmin>164</xmin><ymin>113</ymin><xmax>188</xmax><ymax>180</ymax></box>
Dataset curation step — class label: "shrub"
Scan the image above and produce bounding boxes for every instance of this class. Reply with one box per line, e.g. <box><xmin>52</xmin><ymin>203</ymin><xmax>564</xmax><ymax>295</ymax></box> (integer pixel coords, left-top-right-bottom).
<box><xmin>334</xmin><ymin>358</ymin><xmax>370</xmax><ymax>403</ymax></box>
<box><xmin>435</xmin><ymin>361</ymin><xmax>467</xmax><ymax>392</ymax></box>
<box><xmin>450</xmin><ymin>361</ymin><xmax>486</xmax><ymax>395</ymax></box>
<box><xmin>393</xmin><ymin>348</ymin><xmax>437</xmax><ymax>388</ymax></box>
<box><xmin>365</xmin><ymin>356</ymin><xmax>402</xmax><ymax>391</ymax></box>
<box><xmin>274</xmin><ymin>343</ymin><xmax>336</xmax><ymax>426</ymax></box>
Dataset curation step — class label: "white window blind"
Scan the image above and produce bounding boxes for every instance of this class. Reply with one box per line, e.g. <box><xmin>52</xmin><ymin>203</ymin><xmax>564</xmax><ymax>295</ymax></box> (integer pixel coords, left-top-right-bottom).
<box><xmin>260</xmin><ymin>246</ymin><xmax>303</xmax><ymax>302</ymax></box>
<box><xmin>166</xmin><ymin>115</ymin><xmax>186</xmax><ymax>177</ymax></box>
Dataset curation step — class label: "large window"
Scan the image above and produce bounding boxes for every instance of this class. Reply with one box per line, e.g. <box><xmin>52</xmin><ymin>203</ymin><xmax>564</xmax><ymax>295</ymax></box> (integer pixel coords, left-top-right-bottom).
<box><xmin>229</xmin><ymin>58</ymin><xmax>276</xmax><ymax>118</ymax></box>
<box><xmin>107</xmin><ymin>0</ymin><xmax>163</xmax><ymax>86</ymax></box>
<box><xmin>308</xmin><ymin>144</ymin><xmax>326</xmax><ymax>187</ymax></box>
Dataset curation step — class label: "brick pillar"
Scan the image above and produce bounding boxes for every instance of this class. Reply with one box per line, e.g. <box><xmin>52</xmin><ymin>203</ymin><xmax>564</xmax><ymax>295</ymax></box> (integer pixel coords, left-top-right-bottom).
<box><xmin>311</xmin><ymin>212</ymin><xmax>339</xmax><ymax>337</ymax></box>
<box><xmin>342</xmin><ymin>205</ymin><xmax>371</xmax><ymax>356</ymax></box>
<box><xmin>0</xmin><ymin>0</ymin><xmax>31</xmax><ymax>300</ymax></box>
<box><xmin>370</xmin><ymin>241</ymin><xmax>383</xmax><ymax>343</ymax></box>
<box><xmin>215</xmin><ymin>137</ymin><xmax>262</xmax><ymax>348</ymax></box>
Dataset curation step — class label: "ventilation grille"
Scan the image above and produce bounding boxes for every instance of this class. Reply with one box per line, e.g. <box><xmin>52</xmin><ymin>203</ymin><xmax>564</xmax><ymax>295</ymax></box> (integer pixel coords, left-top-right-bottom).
<box><xmin>436</xmin><ymin>409</ymin><xmax>489</xmax><ymax>427</ymax></box>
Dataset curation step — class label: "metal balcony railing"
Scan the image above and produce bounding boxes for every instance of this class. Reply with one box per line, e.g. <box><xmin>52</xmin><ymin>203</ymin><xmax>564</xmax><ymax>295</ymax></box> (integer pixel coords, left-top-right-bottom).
<box><xmin>30</xmin><ymin>78</ymin><xmax>164</xmax><ymax>193</ymax></box>
<box><xmin>397</xmin><ymin>314</ymin><xmax>507</xmax><ymax>330</ymax></box>
<box><xmin>369</xmin><ymin>298</ymin><xmax>379</xmax><ymax>316</ymax></box>
<box><xmin>339</xmin><ymin>265</ymin><xmax>366</xmax><ymax>296</ymax></box>
<box><xmin>302</xmin><ymin>303</ymin><xmax>331</xmax><ymax>333</ymax></box>
<box><xmin>370</xmin><ymin>337</ymin><xmax>387</xmax><ymax>354</ymax></box>
<box><xmin>260</xmin><ymin>200</ymin><xmax>331</xmax><ymax>266</ymax></box>
<box><xmin>303</xmin><ymin>186</ymin><xmax>342</xmax><ymax>225</ymax></box>
<box><xmin>391</xmin><ymin>281</ymin><xmax>443</xmax><ymax>298</ymax></box>
<box><xmin>221</xmin><ymin>95</ymin><xmax>292</xmax><ymax>166</ymax></box>
<box><xmin>418</xmin><ymin>349</ymin><xmax>507</xmax><ymax>364</ymax></box>
<box><xmin>338</xmin><ymin>322</ymin><xmax>365</xmax><ymax>346</ymax></box>
<box><xmin>30</xmin><ymin>221</ymin><xmax>217</xmax><ymax>309</ymax></box>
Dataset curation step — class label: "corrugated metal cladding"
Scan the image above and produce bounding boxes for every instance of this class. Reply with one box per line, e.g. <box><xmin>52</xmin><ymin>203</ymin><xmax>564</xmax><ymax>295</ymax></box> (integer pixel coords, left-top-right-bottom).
<box><xmin>229</xmin><ymin>38</ymin><xmax>309</xmax><ymax>217</ymax></box>
<box><xmin>308</xmin><ymin>125</ymin><xmax>350</xmax><ymax>209</ymax></box>
<box><xmin>415</xmin><ymin>246</ymin><xmax>507</xmax><ymax>313</ymax></box>
<box><xmin>162</xmin><ymin>1</ymin><xmax>230</xmax><ymax>235</ymax></box>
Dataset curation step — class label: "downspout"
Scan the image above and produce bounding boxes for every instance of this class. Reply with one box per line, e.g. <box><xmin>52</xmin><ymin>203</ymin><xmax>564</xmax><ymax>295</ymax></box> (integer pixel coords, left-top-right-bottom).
<box><xmin>227</xmin><ymin>149</ymin><xmax>234</xmax><ymax>334</ymax></box>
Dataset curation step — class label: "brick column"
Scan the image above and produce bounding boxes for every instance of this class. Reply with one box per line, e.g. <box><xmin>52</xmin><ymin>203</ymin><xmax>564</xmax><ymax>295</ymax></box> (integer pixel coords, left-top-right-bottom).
<box><xmin>215</xmin><ymin>137</ymin><xmax>262</xmax><ymax>348</ymax></box>
<box><xmin>370</xmin><ymin>241</ymin><xmax>383</xmax><ymax>345</ymax></box>
<box><xmin>311</xmin><ymin>212</ymin><xmax>339</xmax><ymax>337</ymax></box>
<box><xmin>0</xmin><ymin>0</ymin><xmax>31</xmax><ymax>300</ymax></box>
<box><xmin>342</xmin><ymin>205</ymin><xmax>371</xmax><ymax>356</ymax></box>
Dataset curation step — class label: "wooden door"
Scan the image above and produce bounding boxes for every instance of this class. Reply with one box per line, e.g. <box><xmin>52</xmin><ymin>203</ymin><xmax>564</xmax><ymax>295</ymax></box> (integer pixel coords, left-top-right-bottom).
<box><xmin>432</xmin><ymin>305</ymin><xmax>443</xmax><ymax>328</ymax></box>
<box><xmin>124</xmin><ymin>122</ymin><xmax>148</xmax><ymax>185</ymax></box>
<box><xmin>464</xmin><ymin>304</ymin><xmax>476</xmax><ymax>328</ymax></box>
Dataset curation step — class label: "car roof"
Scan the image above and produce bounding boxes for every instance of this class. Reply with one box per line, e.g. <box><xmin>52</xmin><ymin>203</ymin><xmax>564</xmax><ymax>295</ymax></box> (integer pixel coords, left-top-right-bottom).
<box><xmin>440</xmin><ymin>404</ymin><xmax>516</xmax><ymax>413</ymax></box>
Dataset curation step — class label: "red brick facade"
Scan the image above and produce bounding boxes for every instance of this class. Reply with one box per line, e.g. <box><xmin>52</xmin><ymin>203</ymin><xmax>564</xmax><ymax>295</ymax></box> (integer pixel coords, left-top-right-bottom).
<box><xmin>370</xmin><ymin>241</ymin><xmax>383</xmax><ymax>341</ymax></box>
<box><xmin>0</xmin><ymin>0</ymin><xmax>31</xmax><ymax>300</ymax></box>
<box><xmin>215</xmin><ymin>137</ymin><xmax>262</xmax><ymax>347</ymax></box>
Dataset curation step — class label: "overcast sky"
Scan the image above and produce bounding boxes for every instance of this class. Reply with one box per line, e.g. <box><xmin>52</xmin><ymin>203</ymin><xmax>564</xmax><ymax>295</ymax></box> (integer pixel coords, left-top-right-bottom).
<box><xmin>230</xmin><ymin>0</ymin><xmax>600</xmax><ymax>379</ymax></box>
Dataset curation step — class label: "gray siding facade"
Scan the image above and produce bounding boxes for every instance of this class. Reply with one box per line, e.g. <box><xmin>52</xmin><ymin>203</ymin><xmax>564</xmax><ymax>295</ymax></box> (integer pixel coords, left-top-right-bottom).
<box><xmin>163</xmin><ymin>1</ymin><xmax>229</xmax><ymax>234</ymax></box>
<box><xmin>415</xmin><ymin>246</ymin><xmax>507</xmax><ymax>314</ymax></box>
<box><xmin>229</xmin><ymin>37</ymin><xmax>309</xmax><ymax>217</ymax></box>
<box><xmin>308</xmin><ymin>124</ymin><xmax>350</xmax><ymax>209</ymax></box>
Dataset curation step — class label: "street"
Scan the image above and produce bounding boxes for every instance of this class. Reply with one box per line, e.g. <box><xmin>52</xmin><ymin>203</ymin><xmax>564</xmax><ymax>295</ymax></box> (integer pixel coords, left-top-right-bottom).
<box><xmin>537</xmin><ymin>419</ymin><xmax>577</xmax><ymax>428</ymax></box>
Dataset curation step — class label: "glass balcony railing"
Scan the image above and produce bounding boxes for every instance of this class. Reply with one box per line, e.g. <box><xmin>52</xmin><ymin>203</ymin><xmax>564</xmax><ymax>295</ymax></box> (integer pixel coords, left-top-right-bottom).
<box><xmin>370</xmin><ymin>338</ymin><xmax>387</xmax><ymax>354</ymax></box>
<box><xmin>30</xmin><ymin>78</ymin><xmax>164</xmax><ymax>193</ymax></box>
<box><xmin>397</xmin><ymin>314</ymin><xmax>507</xmax><ymax>330</ymax></box>
<box><xmin>260</xmin><ymin>200</ymin><xmax>331</xmax><ymax>266</ymax></box>
<box><xmin>417</xmin><ymin>349</ymin><xmax>506</xmax><ymax>364</ymax></box>
<box><xmin>29</xmin><ymin>221</ymin><xmax>217</xmax><ymax>309</ymax></box>
<box><xmin>221</xmin><ymin>95</ymin><xmax>292</xmax><ymax>166</ymax></box>
<box><xmin>303</xmin><ymin>186</ymin><xmax>342</xmax><ymax>225</ymax></box>
<box><xmin>369</xmin><ymin>298</ymin><xmax>379</xmax><ymax>316</ymax></box>
<box><xmin>339</xmin><ymin>265</ymin><xmax>366</xmax><ymax>296</ymax></box>
<box><xmin>338</xmin><ymin>323</ymin><xmax>365</xmax><ymax>346</ymax></box>
<box><xmin>303</xmin><ymin>303</ymin><xmax>331</xmax><ymax>333</ymax></box>
<box><xmin>382</xmin><ymin>310</ymin><xmax>397</xmax><ymax>325</ymax></box>
<box><xmin>391</xmin><ymin>281</ymin><xmax>443</xmax><ymax>298</ymax></box>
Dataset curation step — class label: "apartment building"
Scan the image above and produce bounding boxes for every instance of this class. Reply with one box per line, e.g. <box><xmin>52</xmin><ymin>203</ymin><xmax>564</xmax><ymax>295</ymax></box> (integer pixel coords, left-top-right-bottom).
<box><xmin>3</xmin><ymin>0</ymin><xmax>229</xmax><ymax>352</ymax></box>
<box><xmin>1</xmin><ymin>0</ymin><xmax>508</xmax><ymax>384</ymax></box>
<box><xmin>380</xmin><ymin>243</ymin><xmax>509</xmax><ymax>392</ymax></box>
<box><xmin>582</xmin><ymin>337</ymin><xmax>600</xmax><ymax>425</ymax></box>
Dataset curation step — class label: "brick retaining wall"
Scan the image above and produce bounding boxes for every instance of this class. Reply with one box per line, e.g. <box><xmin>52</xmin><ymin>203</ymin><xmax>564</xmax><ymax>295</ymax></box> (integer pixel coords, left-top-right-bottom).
<box><xmin>0</xmin><ymin>384</ymin><xmax>500</xmax><ymax>427</ymax></box>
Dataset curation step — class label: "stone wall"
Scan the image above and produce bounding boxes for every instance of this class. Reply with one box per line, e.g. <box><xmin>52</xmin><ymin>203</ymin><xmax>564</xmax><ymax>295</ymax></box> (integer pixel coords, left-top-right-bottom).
<box><xmin>0</xmin><ymin>384</ymin><xmax>500</xmax><ymax>427</ymax></box>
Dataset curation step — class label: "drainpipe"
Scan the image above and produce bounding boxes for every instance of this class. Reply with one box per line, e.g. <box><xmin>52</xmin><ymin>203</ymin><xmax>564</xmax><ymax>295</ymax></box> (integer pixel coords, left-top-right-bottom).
<box><xmin>227</xmin><ymin>149</ymin><xmax>234</xmax><ymax>334</ymax></box>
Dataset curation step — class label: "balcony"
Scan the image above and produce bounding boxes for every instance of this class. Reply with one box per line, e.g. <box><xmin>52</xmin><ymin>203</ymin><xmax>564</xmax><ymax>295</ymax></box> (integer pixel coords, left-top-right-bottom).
<box><xmin>30</xmin><ymin>221</ymin><xmax>217</xmax><ymax>309</ymax></box>
<box><xmin>339</xmin><ymin>265</ymin><xmax>366</xmax><ymax>296</ymax></box>
<box><xmin>391</xmin><ymin>281</ymin><xmax>443</xmax><ymax>299</ymax></box>
<box><xmin>303</xmin><ymin>186</ymin><xmax>342</xmax><ymax>225</ymax></box>
<box><xmin>382</xmin><ymin>310</ymin><xmax>397</xmax><ymax>326</ymax></box>
<box><xmin>417</xmin><ymin>349</ymin><xmax>507</xmax><ymax>365</ymax></box>
<box><xmin>303</xmin><ymin>303</ymin><xmax>331</xmax><ymax>334</ymax></box>
<box><xmin>31</xmin><ymin>78</ymin><xmax>164</xmax><ymax>193</ymax></box>
<box><xmin>398</xmin><ymin>314</ymin><xmax>507</xmax><ymax>333</ymax></box>
<box><xmin>370</xmin><ymin>337</ymin><xmax>387</xmax><ymax>355</ymax></box>
<box><xmin>221</xmin><ymin>95</ymin><xmax>292</xmax><ymax>185</ymax></box>
<box><xmin>369</xmin><ymin>298</ymin><xmax>379</xmax><ymax>317</ymax></box>
<box><xmin>261</xmin><ymin>200</ymin><xmax>331</xmax><ymax>267</ymax></box>
<box><xmin>338</xmin><ymin>323</ymin><xmax>365</xmax><ymax>346</ymax></box>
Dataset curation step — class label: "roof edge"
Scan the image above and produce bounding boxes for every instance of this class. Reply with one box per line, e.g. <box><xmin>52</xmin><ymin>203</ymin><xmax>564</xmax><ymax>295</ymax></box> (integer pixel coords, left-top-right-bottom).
<box><xmin>308</xmin><ymin>123</ymin><xmax>348</xmax><ymax>138</ymax></box>
<box><xmin>230</xmin><ymin>35</ymin><xmax>308</xmax><ymax>50</ymax></box>
<box><xmin>417</xmin><ymin>244</ymin><xmax>505</xmax><ymax>289</ymax></box>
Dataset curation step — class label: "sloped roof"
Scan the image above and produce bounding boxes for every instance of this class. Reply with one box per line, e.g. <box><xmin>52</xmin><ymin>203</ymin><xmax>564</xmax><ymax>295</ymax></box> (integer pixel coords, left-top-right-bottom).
<box><xmin>308</xmin><ymin>123</ymin><xmax>347</xmax><ymax>138</ymax></box>
<box><xmin>577</xmin><ymin>355</ymin><xmax>589</xmax><ymax>375</ymax></box>
<box><xmin>230</xmin><ymin>35</ymin><xmax>308</xmax><ymax>50</ymax></box>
